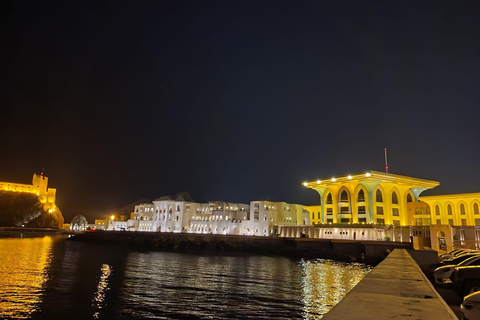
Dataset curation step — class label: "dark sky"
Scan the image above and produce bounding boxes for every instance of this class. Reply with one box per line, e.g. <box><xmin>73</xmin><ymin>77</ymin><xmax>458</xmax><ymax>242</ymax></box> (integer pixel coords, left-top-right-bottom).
<box><xmin>1</xmin><ymin>1</ymin><xmax>480</xmax><ymax>222</ymax></box>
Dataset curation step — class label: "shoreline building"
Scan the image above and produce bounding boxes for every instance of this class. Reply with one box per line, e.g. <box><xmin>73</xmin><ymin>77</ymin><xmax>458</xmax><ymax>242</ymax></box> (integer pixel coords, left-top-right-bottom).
<box><xmin>101</xmin><ymin>170</ymin><xmax>480</xmax><ymax>252</ymax></box>
<box><xmin>116</xmin><ymin>196</ymin><xmax>310</xmax><ymax>236</ymax></box>
<box><xmin>0</xmin><ymin>172</ymin><xmax>57</xmax><ymax>213</ymax></box>
<box><xmin>300</xmin><ymin>170</ymin><xmax>480</xmax><ymax>228</ymax></box>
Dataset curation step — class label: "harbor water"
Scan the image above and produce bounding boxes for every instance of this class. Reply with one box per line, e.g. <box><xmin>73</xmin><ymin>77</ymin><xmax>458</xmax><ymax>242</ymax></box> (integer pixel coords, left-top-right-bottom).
<box><xmin>0</xmin><ymin>235</ymin><xmax>371</xmax><ymax>319</ymax></box>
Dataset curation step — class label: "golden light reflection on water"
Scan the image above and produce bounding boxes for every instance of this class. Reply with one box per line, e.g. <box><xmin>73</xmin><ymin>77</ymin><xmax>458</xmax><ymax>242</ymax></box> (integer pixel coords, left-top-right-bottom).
<box><xmin>0</xmin><ymin>236</ymin><xmax>53</xmax><ymax>319</ymax></box>
<box><xmin>300</xmin><ymin>259</ymin><xmax>371</xmax><ymax>319</ymax></box>
<box><xmin>92</xmin><ymin>263</ymin><xmax>113</xmax><ymax>320</ymax></box>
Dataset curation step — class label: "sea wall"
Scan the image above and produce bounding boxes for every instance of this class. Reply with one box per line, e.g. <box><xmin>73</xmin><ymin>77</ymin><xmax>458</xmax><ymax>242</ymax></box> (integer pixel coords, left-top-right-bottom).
<box><xmin>69</xmin><ymin>231</ymin><xmax>411</xmax><ymax>264</ymax></box>
<box><xmin>322</xmin><ymin>249</ymin><xmax>458</xmax><ymax>320</ymax></box>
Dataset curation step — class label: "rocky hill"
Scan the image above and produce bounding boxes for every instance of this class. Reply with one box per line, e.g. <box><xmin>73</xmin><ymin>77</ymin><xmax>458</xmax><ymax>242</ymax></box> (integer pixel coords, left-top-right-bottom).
<box><xmin>0</xmin><ymin>191</ymin><xmax>64</xmax><ymax>228</ymax></box>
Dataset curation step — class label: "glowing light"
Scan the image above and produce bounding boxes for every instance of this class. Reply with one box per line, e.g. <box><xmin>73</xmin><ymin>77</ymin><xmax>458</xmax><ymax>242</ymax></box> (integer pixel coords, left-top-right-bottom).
<box><xmin>331</xmin><ymin>178</ymin><xmax>336</xmax><ymax>182</ymax></box>
<box><xmin>347</xmin><ymin>175</ymin><xmax>352</xmax><ymax>179</ymax></box>
<box><xmin>366</xmin><ymin>173</ymin><xmax>371</xmax><ymax>177</ymax></box>
<box><xmin>303</xmin><ymin>182</ymin><xmax>308</xmax><ymax>186</ymax></box>
<box><xmin>317</xmin><ymin>180</ymin><xmax>321</xmax><ymax>184</ymax></box>
<box><xmin>111</xmin><ymin>215</ymin><xmax>114</xmax><ymax>220</ymax></box>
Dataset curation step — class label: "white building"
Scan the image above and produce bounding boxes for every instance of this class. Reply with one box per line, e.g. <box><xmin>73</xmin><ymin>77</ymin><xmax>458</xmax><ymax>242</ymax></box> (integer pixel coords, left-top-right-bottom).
<box><xmin>121</xmin><ymin>196</ymin><xmax>310</xmax><ymax>237</ymax></box>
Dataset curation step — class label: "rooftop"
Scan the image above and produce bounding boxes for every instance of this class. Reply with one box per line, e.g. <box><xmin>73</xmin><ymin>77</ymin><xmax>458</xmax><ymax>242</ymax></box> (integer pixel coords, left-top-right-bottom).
<box><xmin>302</xmin><ymin>170</ymin><xmax>440</xmax><ymax>189</ymax></box>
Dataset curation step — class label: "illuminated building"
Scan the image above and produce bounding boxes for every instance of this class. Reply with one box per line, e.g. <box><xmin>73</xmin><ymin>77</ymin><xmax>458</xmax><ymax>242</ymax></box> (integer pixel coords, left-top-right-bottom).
<box><xmin>302</xmin><ymin>171</ymin><xmax>439</xmax><ymax>226</ymax></box>
<box><xmin>0</xmin><ymin>172</ymin><xmax>57</xmax><ymax>213</ymax></box>
<box><xmin>301</xmin><ymin>170</ymin><xmax>480</xmax><ymax>228</ymax></box>
<box><xmin>119</xmin><ymin>199</ymin><xmax>309</xmax><ymax>236</ymax></box>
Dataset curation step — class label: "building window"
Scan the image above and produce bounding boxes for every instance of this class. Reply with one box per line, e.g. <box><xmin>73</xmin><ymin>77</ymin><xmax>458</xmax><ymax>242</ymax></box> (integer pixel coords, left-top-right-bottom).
<box><xmin>436</xmin><ymin>219</ymin><xmax>441</xmax><ymax>224</ymax></box>
<box><xmin>326</xmin><ymin>193</ymin><xmax>333</xmax><ymax>204</ymax></box>
<box><xmin>327</xmin><ymin>219</ymin><xmax>333</xmax><ymax>224</ymax></box>
<box><xmin>393</xmin><ymin>220</ymin><xmax>400</xmax><ymax>227</ymax></box>
<box><xmin>358</xmin><ymin>218</ymin><xmax>367</xmax><ymax>223</ymax></box>
<box><xmin>436</xmin><ymin>205</ymin><xmax>440</xmax><ymax>216</ymax></box>
<box><xmin>426</xmin><ymin>207</ymin><xmax>430</xmax><ymax>215</ymax></box>
<box><xmin>340</xmin><ymin>191</ymin><xmax>348</xmax><ymax>202</ymax></box>
<box><xmin>376</xmin><ymin>190</ymin><xmax>383</xmax><ymax>203</ymax></box>
<box><xmin>358</xmin><ymin>189</ymin><xmax>365</xmax><ymax>202</ymax></box>
<box><xmin>392</xmin><ymin>192</ymin><xmax>398</xmax><ymax>204</ymax></box>
<box><xmin>340</xmin><ymin>207</ymin><xmax>349</xmax><ymax>213</ymax></box>
<box><xmin>376</xmin><ymin>206</ymin><xmax>384</xmax><ymax>215</ymax></box>
<box><xmin>415</xmin><ymin>208</ymin><xmax>419</xmax><ymax>214</ymax></box>
<box><xmin>448</xmin><ymin>219</ymin><xmax>454</xmax><ymax>225</ymax></box>
<box><xmin>475</xmin><ymin>203</ymin><xmax>480</xmax><ymax>215</ymax></box>
<box><xmin>317</xmin><ymin>212</ymin><xmax>321</xmax><ymax>219</ymax></box>
<box><xmin>475</xmin><ymin>219</ymin><xmax>480</xmax><ymax>226</ymax></box>
<box><xmin>326</xmin><ymin>208</ymin><xmax>333</xmax><ymax>215</ymax></box>
<box><xmin>447</xmin><ymin>205</ymin><xmax>453</xmax><ymax>215</ymax></box>
<box><xmin>407</xmin><ymin>193</ymin><xmax>413</xmax><ymax>202</ymax></box>
<box><xmin>420</xmin><ymin>207</ymin><xmax>424</xmax><ymax>215</ymax></box>
<box><xmin>377</xmin><ymin>218</ymin><xmax>384</xmax><ymax>224</ymax></box>
<box><xmin>460</xmin><ymin>204</ymin><xmax>466</xmax><ymax>215</ymax></box>
<box><xmin>340</xmin><ymin>218</ymin><xmax>350</xmax><ymax>223</ymax></box>
<box><xmin>358</xmin><ymin>206</ymin><xmax>366</xmax><ymax>214</ymax></box>
<box><xmin>392</xmin><ymin>208</ymin><xmax>399</xmax><ymax>216</ymax></box>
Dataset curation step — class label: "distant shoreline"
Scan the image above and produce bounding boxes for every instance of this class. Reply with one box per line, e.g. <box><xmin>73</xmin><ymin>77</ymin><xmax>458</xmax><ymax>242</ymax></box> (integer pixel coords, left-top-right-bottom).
<box><xmin>0</xmin><ymin>227</ymin><xmax>67</xmax><ymax>234</ymax></box>
<box><xmin>68</xmin><ymin>230</ymin><xmax>411</xmax><ymax>265</ymax></box>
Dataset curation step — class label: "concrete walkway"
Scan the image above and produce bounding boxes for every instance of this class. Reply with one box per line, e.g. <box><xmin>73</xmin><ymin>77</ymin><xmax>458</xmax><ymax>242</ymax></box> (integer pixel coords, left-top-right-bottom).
<box><xmin>323</xmin><ymin>249</ymin><xmax>458</xmax><ymax>320</ymax></box>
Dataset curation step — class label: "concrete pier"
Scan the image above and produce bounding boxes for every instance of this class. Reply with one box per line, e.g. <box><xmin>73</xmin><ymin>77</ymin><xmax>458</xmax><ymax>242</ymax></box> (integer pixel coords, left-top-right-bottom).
<box><xmin>322</xmin><ymin>249</ymin><xmax>458</xmax><ymax>319</ymax></box>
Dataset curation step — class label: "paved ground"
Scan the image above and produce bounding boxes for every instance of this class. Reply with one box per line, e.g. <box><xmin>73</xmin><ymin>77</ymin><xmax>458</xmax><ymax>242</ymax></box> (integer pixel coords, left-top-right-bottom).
<box><xmin>435</xmin><ymin>286</ymin><xmax>464</xmax><ymax>320</ymax></box>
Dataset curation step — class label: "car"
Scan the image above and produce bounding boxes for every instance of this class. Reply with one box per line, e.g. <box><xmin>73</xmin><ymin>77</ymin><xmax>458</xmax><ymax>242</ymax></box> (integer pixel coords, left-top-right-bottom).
<box><xmin>440</xmin><ymin>249</ymin><xmax>475</xmax><ymax>261</ymax></box>
<box><xmin>451</xmin><ymin>265</ymin><xmax>480</xmax><ymax>297</ymax></box>
<box><xmin>428</xmin><ymin>252</ymin><xmax>480</xmax><ymax>276</ymax></box>
<box><xmin>461</xmin><ymin>290</ymin><xmax>480</xmax><ymax>320</ymax></box>
<box><xmin>434</xmin><ymin>255</ymin><xmax>480</xmax><ymax>285</ymax></box>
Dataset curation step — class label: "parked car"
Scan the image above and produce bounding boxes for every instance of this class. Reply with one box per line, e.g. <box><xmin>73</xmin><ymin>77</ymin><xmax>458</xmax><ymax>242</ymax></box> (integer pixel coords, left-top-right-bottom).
<box><xmin>440</xmin><ymin>249</ymin><xmax>474</xmax><ymax>261</ymax></box>
<box><xmin>451</xmin><ymin>265</ymin><xmax>480</xmax><ymax>297</ymax></box>
<box><xmin>434</xmin><ymin>255</ymin><xmax>480</xmax><ymax>284</ymax></box>
<box><xmin>461</xmin><ymin>291</ymin><xmax>480</xmax><ymax>320</ymax></box>
<box><xmin>428</xmin><ymin>252</ymin><xmax>480</xmax><ymax>276</ymax></box>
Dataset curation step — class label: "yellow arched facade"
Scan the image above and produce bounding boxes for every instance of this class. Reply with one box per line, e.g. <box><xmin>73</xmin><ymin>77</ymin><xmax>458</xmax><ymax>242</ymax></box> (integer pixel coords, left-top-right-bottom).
<box><xmin>302</xmin><ymin>171</ymin><xmax>480</xmax><ymax>227</ymax></box>
<box><xmin>302</xmin><ymin>171</ymin><xmax>439</xmax><ymax>227</ymax></box>
<box><xmin>420</xmin><ymin>193</ymin><xmax>480</xmax><ymax>227</ymax></box>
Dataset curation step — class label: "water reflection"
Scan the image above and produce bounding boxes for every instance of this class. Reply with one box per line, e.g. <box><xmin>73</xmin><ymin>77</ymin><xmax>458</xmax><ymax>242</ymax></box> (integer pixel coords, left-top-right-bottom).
<box><xmin>300</xmin><ymin>259</ymin><xmax>371</xmax><ymax>319</ymax></box>
<box><xmin>0</xmin><ymin>236</ymin><xmax>53</xmax><ymax>319</ymax></box>
<box><xmin>0</xmin><ymin>236</ymin><xmax>371</xmax><ymax>319</ymax></box>
<box><xmin>93</xmin><ymin>264</ymin><xmax>113</xmax><ymax>319</ymax></box>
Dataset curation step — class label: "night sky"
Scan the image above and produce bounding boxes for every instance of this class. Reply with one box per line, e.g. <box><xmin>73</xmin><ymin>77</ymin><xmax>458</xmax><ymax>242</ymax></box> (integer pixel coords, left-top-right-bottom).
<box><xmin>2</xmin><ymin>1</ymin><xmax>480</xmax><ymax>222</ymax></box>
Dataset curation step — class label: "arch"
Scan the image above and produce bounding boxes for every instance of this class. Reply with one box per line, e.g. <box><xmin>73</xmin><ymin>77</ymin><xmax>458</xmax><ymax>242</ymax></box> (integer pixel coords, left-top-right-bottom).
<box><xmin>406</xmin><ymin>193</ymin><xmax>413</xmax><ymax>203</ymax></box>
<box><xmin>340</xmin><ymin>190</ymin><xmax>348</xmax><ymax>202</ymax></box>
<box><xmin>376</xmin><ymin>189</ymin><xmax>383</xmax><ymax>203</ymax></box>
<box><xmin>326</xmin><ymin>192</ymin><xmax>333</xmax><ymax>204</ymax></box>
<box><xmin>473</xmin><ymin>201</ymin><xmax>480</xmax><ymax>215</ymax></box>
<box><xmin>391</xmin><ymin>191</ymin><xmax>398</xmax><ymax>204</ymax></box>
<box><xmin>446</xmin><ymin>202</ymin><xmax>454</xmax><ymax>215</ymax></box>
<box><xmin>353</xmin><ymin>184</ymin><xmax>369</xmax><ymax>224</ymax></box>
<box><xmin>434</xmin><ymin>202</ymin><xmax>442</xmax><ymax>216</ymax></box>
<box><xmin>357</xmin><ymin>189</ymin><xmax>365</xmax><ymax>202</ymax></box>
<box><xmin>458</xmin><ymin>201</ymin><xmax>468</xmax><ymax>215</ymax></box>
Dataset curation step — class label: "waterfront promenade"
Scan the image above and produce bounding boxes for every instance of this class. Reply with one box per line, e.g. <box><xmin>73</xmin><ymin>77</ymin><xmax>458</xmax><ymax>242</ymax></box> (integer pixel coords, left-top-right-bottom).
<box><xmin>323</xmin><ymin>249</ymin><xmax>458</xmax><ymax>320</ymax></box>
